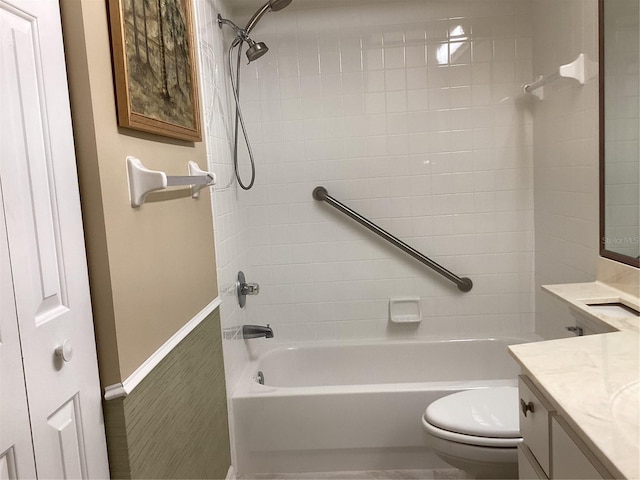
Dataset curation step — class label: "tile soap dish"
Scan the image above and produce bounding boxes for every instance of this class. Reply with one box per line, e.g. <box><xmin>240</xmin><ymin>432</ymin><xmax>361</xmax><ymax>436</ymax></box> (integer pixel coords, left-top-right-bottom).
<box><xmin>389</xmin><ymin>298</ymin><xmax>422</xmax><ymax>323</ymax></box>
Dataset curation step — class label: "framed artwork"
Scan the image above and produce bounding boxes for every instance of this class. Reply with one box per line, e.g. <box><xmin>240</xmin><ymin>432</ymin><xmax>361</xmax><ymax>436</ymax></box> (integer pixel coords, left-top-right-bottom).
<box><xmin>107</xmin><ymin>0</ymin><xmax>202</xmax><ymax>141</ymax></box>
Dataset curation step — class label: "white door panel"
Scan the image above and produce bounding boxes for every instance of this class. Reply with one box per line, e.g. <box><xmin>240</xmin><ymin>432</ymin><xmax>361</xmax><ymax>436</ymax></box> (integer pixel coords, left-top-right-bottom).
<box><xmin>46</xmin><ymin>397</ymin><xmax>87</xmax><ymax>479</ymax></box>
<box><xmin>0</xmin><ymin>0</ymin><xmax>109</xmax><ymax>478</ymax></box>
<box><xmin>0</xmin><ymin>451</ymin><xmax>16</xmax><ymax>480</ymax></box>
<box><xmin>0</xmin><ymin>2</ymin><xmax>67</xmax><ymax>326</ymax></box>
<box><xmin>0</xmin><ymin>182</ymin><xmax>36</xmax><ymax>480</ymax></box>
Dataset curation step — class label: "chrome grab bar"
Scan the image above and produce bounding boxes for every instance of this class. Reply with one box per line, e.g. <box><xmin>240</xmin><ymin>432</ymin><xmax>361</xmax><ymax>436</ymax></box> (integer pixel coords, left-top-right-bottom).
<box><xmin>312</xmin><ymin>186</ymin><xmax>473</xmax><ymax>292</ymax></box>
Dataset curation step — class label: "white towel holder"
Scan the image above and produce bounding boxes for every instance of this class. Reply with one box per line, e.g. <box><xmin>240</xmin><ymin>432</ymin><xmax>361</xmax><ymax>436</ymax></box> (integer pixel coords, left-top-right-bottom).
<box><xmin>126</xmin><ymin>156</ymin><xmax>216</xmax><ymax>208</ymax></box>
<box><xmin>523</xmin><ymin>53</ymin><xmax>587</xmax><ymax>100</ymax></box>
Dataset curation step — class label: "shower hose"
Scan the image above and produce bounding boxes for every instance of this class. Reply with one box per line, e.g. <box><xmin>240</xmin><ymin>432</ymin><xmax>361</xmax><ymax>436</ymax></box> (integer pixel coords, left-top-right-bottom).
<box><xmin>228</xmin><ymin>41</ymin><xmax>256</xmax><ymax>190</ymax></box>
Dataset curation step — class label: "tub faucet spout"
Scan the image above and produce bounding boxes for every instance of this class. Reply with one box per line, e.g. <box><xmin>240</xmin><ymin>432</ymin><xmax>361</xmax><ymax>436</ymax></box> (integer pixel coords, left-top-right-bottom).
<box><xmin>242</xmin><ymin>324</ymin><xmax>274</xmax><ymax>339</ymax></box>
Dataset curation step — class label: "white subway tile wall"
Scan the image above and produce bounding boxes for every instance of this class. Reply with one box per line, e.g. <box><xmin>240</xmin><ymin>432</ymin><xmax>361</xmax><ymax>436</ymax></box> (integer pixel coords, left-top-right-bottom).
<box><xmin>195</xmin><ymin>0</ymin><xmax>603</xmax><ymax>466</ymax></box>
<box><xmin>195</xmin><ymin>0</ymin><xmax>250</xmax><ymax>467</ymax></box>
<box><xmin>532</xmin><ymin>0</ymin><xmax>600</xmax><ymax>340</ymax></box>
<box><xmin>229</xmin><ymin>0</ymin><xmax>537</xmax><ymax>343</ymax></box>
<box><xmin>196</xmin><ymin>0</ymin><xmax>250</xmax><ymax>395</ymax></box>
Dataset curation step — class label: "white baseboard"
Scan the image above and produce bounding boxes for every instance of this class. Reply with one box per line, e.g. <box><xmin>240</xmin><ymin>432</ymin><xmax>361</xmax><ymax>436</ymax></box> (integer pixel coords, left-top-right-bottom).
<box><xmin>225</xmin><ymin>465</ymin><xmax>235</xmax><ymax>480</ymax></box>
<box><xmin>104</xmin><ymin>297</ymin><xmax>221</xmax><ymax>400</ymax></box>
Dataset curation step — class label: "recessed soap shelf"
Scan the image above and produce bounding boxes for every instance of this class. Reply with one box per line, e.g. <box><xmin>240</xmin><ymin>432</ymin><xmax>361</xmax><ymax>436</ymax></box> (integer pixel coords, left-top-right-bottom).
<box><xmin>389</xmin><ymin>298</ymin><xmax>422</xmax><ymax>324</ymax></box>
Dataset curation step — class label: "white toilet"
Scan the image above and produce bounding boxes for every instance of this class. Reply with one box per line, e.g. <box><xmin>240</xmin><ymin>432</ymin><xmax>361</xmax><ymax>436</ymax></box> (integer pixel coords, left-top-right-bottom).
<box><xmin>421</xmin><ymin>386</ymin><xmax>522</xmax><ymax>479</ymax></box>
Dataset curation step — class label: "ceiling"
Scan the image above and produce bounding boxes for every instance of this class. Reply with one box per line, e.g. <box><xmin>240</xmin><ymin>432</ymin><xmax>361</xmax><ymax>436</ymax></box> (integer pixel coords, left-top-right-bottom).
<box><xmin>230</xmin><ymin>0</ymin><xmax>405</xmax><ymax>14</ymax></box>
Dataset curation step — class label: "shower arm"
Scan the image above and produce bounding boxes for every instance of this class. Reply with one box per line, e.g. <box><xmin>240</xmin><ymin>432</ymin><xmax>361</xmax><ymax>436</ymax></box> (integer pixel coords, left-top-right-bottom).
<box><xmin>244</xmin><ymin>3</ymin><xmax>271</xmax><ymax>35</ymax></box>
<box><xmin>225</xmin><ymin>2</ymin><xmax>270</xmax><ymax>50</ymax></box>
<box><xmin>219</xmin><ymin>16</ymin><xmax>251</xmax><ymax>47</ymax></box>
<box><xmin>229</xmin><ymin>1</ymin><xmax>272</xmax><ymax>49</ymax></box>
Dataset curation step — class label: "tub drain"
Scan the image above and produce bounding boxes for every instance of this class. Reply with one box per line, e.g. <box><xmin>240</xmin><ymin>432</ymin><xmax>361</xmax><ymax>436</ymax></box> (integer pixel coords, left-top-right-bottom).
<box><xmin>256</xmin><ymin>371</ymin><xmax>265</xmax><ymax>385</ymax></box>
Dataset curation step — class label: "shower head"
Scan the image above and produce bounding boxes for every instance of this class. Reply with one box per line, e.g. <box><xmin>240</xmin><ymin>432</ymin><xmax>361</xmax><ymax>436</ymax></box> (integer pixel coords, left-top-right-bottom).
<box><xmin>244</xmin><ymin>0</ymin><xmax>293</xmax><ymax>35</ymax></box>
<box><xmin>246</xmin><ymin>40</ymin><xmax>269</xmax><ymax>63</ymax></box>
<box><xmin>219</xmin><ymin>0</ymin><xmax>292</xmax><ymax>63</ymax></box>
<box><xmin>269</xmin><ymin>0</ymin><xmax>293</xmax><ymax>11</ymax></box>
<box><xmin>218</xmin><ymin>14</ymin><xmax>268</xmax><ymax>62</ymax></box>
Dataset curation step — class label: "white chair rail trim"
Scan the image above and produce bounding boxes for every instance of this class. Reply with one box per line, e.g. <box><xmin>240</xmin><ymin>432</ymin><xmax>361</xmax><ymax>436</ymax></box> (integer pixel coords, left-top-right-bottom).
<box><xmin>225</xmin><ymin>466</ymin><xmax>235</xmax><ymax>480</ymax></box>
<box><xmin>104</xmin><ymin>297</ymin><xmax>222</xmax><ymax>401</ymax></box>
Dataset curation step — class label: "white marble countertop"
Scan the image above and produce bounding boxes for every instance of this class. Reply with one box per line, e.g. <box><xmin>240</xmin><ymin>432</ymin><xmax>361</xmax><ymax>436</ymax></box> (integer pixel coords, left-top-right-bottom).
<box><xmin>509</xmin><ymin>281</ymin><xmax>640</xmax><ymax>479</ymax></box>
<box><xmin>542</xmin><ymin>281</ymin><xmax>639</xmax><ymax>333</ymax></box>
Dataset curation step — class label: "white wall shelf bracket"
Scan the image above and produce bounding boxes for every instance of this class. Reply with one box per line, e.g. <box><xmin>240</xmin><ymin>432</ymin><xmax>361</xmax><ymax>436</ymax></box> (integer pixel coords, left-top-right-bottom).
<box><xmin>523</xmin><ymin>53</ymin><xmax>588</xmax><ymax>100</ymax></box>
<box><xmin>126</xmin><ymin>156</ymin><xmax>216</xmax><ymax>208</ymax></box>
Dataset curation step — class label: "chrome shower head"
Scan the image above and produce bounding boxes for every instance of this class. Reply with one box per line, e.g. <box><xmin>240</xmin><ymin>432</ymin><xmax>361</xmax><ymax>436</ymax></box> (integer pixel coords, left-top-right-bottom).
<box><xmin>246</xmin><ymin>40</ymin><xmax>269</xmax><ymax>63</ymax></box>
<box><xmin>218</xmin><ymin>14</ymin><xmax>269</xmax><ymax>62</ymax></box>
<box><xmin>269</xmin><ymin>0</ymin><xmax>293</xmax><ymax>11</ymax></box>
<box><xmin>245</xmin><ymin>0</ymin><xmax>293</xmax><ymax>35</ymax></box>
<box><xmin>219</xmin><ymin>0</ymin><xmax>292</xmax><ymax>63</ymax></box>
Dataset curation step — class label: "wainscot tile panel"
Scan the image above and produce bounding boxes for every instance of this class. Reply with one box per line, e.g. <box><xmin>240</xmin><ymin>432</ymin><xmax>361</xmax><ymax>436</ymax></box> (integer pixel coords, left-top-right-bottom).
<box><xmin>104</xmin><ymin>309</ymin><xmax>230</xmax><ymax>479</ymax></box>
<box><xmin>195</xmin><ymin>0</ymin><xmax>252</xmax><ymax>467</ymax></box>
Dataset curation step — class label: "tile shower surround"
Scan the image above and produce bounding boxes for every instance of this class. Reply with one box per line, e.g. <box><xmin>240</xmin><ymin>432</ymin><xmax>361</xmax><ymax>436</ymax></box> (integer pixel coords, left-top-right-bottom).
<box><xmin>196</xmin><ymin>0</ymin><xmax>251</xmax><ymax>467</ymax></box>
<box><xmin>532</xmin><ymin>0</ymin><xmax>600</xmax><ymax>340</ymax></box>
<box><xmin>232</xmin><ymin>0</ymin><xmax>537</xmax><ymax>343</ymax></box>
<box><xmin>196</xmin><ymin>0</ymin><xmax>602</xmax><ymax>470</ymax></box>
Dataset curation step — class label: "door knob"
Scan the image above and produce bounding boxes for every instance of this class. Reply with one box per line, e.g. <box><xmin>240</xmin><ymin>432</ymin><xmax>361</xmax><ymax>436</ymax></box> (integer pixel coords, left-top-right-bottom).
<box><xmin>55</xmin><ymin>339</ymin><xmax>73</xmax><ymax>362</ymax></box>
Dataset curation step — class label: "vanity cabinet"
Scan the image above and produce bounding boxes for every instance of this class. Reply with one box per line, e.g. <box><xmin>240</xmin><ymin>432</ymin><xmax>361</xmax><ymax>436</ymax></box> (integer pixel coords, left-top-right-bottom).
<box><xmin>518</xmin><ymin>375</ymin><xmax>555</xmax><ymax>477</ymax></box>
<box><xmin>517</xmin><ymin>375</ymin><xmax>614</xmax><ymax>480</ymax></box>
<box><xmin>518</xmin><ymin>444</ymin><xmax>549</xmax><ymax>480</ymax></box>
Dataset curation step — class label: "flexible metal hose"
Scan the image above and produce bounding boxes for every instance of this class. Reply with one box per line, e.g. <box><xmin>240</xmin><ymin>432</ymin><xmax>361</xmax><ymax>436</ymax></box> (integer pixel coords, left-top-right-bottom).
<box><xmin>228</xmin><ymin>41</ymin><xmax>256</xmax><ymax>190</ymax></box>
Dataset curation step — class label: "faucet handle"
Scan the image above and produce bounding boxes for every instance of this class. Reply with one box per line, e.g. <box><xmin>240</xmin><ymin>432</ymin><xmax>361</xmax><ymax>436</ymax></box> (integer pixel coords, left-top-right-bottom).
<box><xmin>242</xmin><ymin>282</ymin><xmax>260</xmax><ymax>295</ymax></box>
<box><xmin>566</xmin><ymin>326</ymin><xmax>584</xmax><ymax>336</ymax></box>
<box><xmin>237</xmin><ymin>271</ymin><xmax>260</xmax><ymax>308</ymax></box>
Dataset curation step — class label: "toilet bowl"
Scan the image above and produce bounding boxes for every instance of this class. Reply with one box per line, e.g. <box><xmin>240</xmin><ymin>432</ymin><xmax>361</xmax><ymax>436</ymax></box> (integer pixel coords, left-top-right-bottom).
<box><xmin>421</xmin><ymin>386</ymin><xmax>522</xmax><ymax>479</ymax></box>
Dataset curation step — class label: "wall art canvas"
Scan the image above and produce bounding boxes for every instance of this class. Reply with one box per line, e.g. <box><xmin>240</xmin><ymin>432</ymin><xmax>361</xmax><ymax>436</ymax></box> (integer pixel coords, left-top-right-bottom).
<box><xmin>108</xmin><ymin>0</ymin><xmax>202</xmax><ymax>141</ymax></box>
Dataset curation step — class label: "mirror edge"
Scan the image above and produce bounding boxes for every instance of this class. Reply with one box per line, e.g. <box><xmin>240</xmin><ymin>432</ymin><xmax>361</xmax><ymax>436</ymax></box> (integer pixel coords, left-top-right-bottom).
<box><xmin>599</xmin><ymin>0</ymin><xmax>640</xmax><ymax>268</ymax></box>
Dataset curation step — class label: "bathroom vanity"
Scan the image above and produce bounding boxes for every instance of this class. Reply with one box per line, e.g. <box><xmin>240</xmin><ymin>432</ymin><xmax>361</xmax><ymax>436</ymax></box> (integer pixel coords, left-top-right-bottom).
<box><xmin>509</xmin><ymin>278</ymin><xmax>639</xmax><ymax>480</ymax></box>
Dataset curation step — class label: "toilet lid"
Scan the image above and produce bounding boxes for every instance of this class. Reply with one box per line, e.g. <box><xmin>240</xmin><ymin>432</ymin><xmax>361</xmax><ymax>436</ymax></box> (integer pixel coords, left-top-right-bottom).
<box><xmin>424</xmin><ymin>387</ymin><xmax>520</xmax><ymax>439</ymax></box>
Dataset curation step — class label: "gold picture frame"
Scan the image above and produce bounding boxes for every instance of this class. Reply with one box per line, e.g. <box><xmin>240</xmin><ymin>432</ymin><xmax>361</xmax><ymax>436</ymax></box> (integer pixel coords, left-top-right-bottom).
<box><xmin>107</xmin><ymin>0</ymin><xmax>202</xmax><ymax>142</ymax></box>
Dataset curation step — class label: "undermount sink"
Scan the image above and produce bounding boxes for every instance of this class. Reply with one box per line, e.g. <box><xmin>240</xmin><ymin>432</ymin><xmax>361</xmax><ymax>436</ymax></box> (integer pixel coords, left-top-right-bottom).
<box><xmin>586</xmin><ymin>302</ymin><xmax>639</xmax><ymax>318</ymax></box>
<box><xmin>611</xmin><ymin>381</ymin><xmax>640</xmax><ymax>445</ymax></box>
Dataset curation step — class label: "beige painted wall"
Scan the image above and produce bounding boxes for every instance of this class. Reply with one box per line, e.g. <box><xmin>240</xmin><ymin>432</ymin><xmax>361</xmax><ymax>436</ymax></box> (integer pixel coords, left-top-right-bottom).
<box><xmin>60</xmin><ymin>0</ymin><xmax>218</xmax><ymax>386</ymax></box>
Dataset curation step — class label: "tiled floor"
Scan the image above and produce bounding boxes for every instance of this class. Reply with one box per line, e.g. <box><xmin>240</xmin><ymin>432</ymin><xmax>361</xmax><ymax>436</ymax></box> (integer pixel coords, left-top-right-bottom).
<box><xmin>237</xmin><ymin>468</ymin><xmax>466</xmax><ymax>480</ymax></box>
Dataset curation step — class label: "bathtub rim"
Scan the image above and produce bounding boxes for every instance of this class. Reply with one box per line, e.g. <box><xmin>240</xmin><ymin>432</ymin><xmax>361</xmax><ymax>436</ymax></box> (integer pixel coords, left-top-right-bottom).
<box><xmin>235</xmin><ymin>333</ymin><xmax>540</xmax><ymax>397</ymax></box>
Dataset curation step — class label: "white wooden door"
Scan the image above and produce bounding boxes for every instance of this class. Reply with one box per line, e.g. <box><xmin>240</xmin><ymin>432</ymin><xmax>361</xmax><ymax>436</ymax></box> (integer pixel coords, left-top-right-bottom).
<box><xmin>0</xmin><ymin>0</ymin><xmax>110</xmax><ymax>478</ymax></box>
<box><xmin>0</xmin><ymin>182</ymin><xmax>37</xmax><ymax>480</ymax></box>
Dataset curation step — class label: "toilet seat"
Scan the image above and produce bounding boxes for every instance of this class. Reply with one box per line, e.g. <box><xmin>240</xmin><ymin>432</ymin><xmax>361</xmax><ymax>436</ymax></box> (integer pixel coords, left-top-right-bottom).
<box><xmin>422</xmin><ymin>416</ymin><xmax>522</xmax><ymax>447</ymax></box>
<box><xmin>423</xmin><ymin>387</ymin><xmax>522</xmax><ymax>448</ymax></box>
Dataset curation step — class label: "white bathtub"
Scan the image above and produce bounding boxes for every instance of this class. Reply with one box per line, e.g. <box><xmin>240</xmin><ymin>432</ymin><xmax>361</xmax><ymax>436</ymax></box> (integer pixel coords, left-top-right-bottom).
<box><xmin>232</xmin><ymin>336</ymin><xmax>536</xmax><ymax>474</ymax></box>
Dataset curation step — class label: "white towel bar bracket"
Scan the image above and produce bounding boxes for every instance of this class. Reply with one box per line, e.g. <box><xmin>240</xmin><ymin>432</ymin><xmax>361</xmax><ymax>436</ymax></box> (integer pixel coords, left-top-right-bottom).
<box><xmin>126</xmin><ymin>156</ymin><xmax>216</xmax><ymax>208</ymax></box>
<box><xmin>523</xmin><ymin>53</ymin><xmax>591</xmax><ymax>100</ymax></box>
